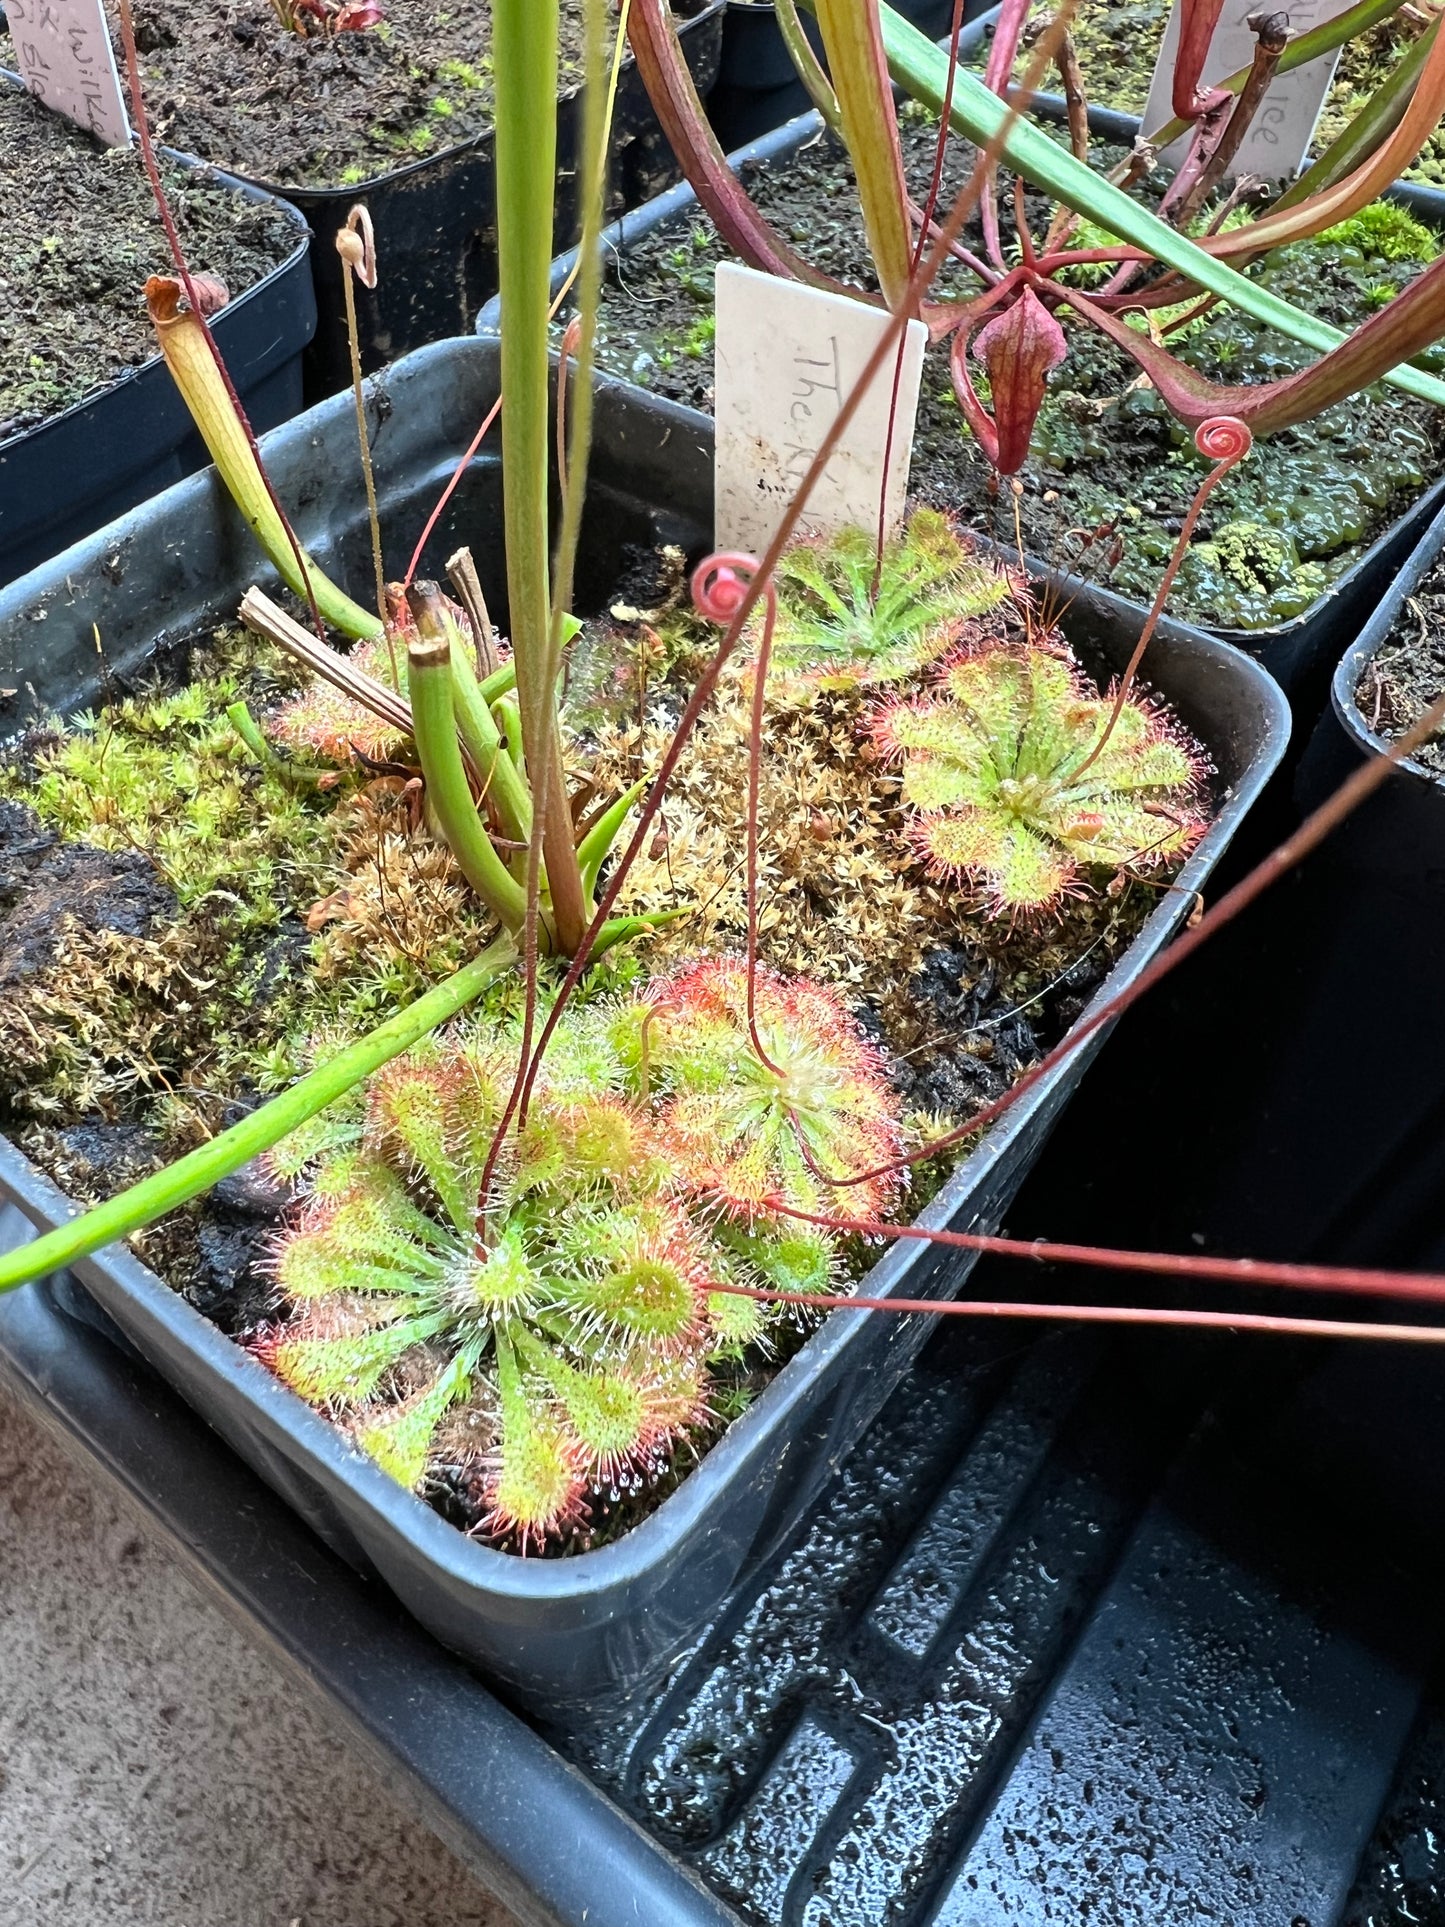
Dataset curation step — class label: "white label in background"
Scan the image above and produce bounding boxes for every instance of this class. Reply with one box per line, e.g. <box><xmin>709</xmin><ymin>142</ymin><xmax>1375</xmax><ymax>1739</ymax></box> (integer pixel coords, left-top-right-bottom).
<box><xmin>714</xmin><ymin>261</ymin><xmax>928</xmax><ymax>556</ymax></box>
<box><xmin>8</xmin><ymin>0</ymin><xmax>131</xmax><ymax>148</ymax></box>
<box><xmin>1141</xmin><ymin>0</ymin><xmax>1357</xmax><ymax>180</ymax></box>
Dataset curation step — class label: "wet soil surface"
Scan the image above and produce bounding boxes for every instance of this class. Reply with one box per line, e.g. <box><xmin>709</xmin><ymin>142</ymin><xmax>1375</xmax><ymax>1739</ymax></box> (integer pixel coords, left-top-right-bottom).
<box><xmin>0</xmin><ymin>83</ymin><xmax>298</xmax><ymax>438</ymax></box>
<box><xmin>0</xmin><ymin>1</ymin><xmax>702</xmax><ymax>193</ymax></box>
<box><xmin>1366</xmin><ymin>554</ymin><xmax>1445</xmax><ymax>780</ymax></box>
<box><xmin>0</xmin><ymin>798</ymin><xmax>173</xmax><ymax>982</ymax></box>
<box><xmin>588</xmin><ymin>111</ymin><xmax>1445</xmax><ymax>629</ymax></box>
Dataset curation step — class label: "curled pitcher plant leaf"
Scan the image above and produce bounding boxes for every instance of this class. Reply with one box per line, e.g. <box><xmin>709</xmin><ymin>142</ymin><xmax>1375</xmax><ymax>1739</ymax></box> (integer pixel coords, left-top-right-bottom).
<box><xmin>951</xmin><ymin>287</ymin><xmax>1069</xmax><ymax>477</ymax></box>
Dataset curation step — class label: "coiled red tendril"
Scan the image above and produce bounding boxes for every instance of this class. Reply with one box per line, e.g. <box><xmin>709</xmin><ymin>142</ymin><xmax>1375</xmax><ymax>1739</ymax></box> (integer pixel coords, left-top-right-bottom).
<box><xmin>691</xmin><ymin>553</ymin><xmax>757</xmax><ymax>624</ymax></box>
<box><xmin>1193</xmin><ymin>415</ymin><xmax>1252</xmax><ymax>464</ymax></box>
<box><xmin>691</xmin><ymin>551</ymin><xmax>782</xmax><ymax>1075</ymax></box>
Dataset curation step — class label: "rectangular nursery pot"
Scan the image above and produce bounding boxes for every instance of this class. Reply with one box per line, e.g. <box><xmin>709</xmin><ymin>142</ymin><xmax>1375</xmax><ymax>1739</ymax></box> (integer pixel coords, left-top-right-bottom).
<box><xmin>0</xmin><ymin>336</ymin><xmax>1288</xmax><ymax>1722</ymax></box>
<box><xmin>708</xmin><ymin>0</ymin><xmax>984</xmax><ymax>150</ymax></box>
<box><xmin>0</xmin><ymin>73</ymin><xmax>314</xmax><ymax>588</ymax></box>
<box><xmin>227</xmin><ymin>0</ymin><xmax>726</xmax><ymax>405</ymax></box>
<box><xmin>529</xmin><ymin>61</ymin><xmax>1445</xmax><ymax>708</ymax></box>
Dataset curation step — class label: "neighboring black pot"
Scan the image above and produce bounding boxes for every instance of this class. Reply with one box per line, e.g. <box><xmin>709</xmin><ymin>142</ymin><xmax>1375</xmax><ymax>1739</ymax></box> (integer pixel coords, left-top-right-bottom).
<box><xmin>0</xmin><ymin>335</ymin><xmax>1287</xmax><ymax>1721</ymax></box>
<box><xmin>222</xmin><ymin>1</ymin><xmax>725</xmax><ymax>405</ymax></box>
<box><xmin>532</xmin><ymin>81</ymin><xmax>1445</xmax><ymax>709</ymax></box>
<box><xmin>1129</xmin><ymin>494</ymin><xmax>1445</xmax><ymax>1284</ymax></box>
<box><xmin>0</xmin><ymin>78</ymin><xmax>314</xmax><ymax>587</ymax></box>
<box><xmin>708</xmin><ymin>0</ymin><xmax>985</xmax><ymax>149</ymax></box>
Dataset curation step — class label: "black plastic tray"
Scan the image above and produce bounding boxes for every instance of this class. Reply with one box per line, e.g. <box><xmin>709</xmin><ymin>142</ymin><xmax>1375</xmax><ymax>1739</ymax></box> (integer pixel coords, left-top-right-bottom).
<box><xmin>532</xmin><ymin>57</ymin><xmax>1445</xmax><ymax>705</ymax></box>
<box><xmin>8</xmin><ymin>1072</ymin><xmax>1445</xmax><ymax>1926</ymax></box>
<box><xmin>0</xmin><ymin>71</ymin><xmax>315</xmax><ymax>587</ymax></box>
<box><xmin>1182</xmin><ymin>491</ymin><xmax>1445</xmax><ymax>1277</ymax></box>
<box><xmin>0</xmin><ymin>334</ymin><xmax>1287</xmax><ymax>1725</ymax></box>
<box><xmin>219</xmin><ymin>1</ymin><xmax>725</xmax><ymax>404</ymax></box>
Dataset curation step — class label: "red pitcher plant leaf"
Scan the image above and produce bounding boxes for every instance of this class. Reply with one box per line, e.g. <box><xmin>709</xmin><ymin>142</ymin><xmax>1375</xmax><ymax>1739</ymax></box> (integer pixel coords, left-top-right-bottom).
<box><xmin>1065</xmin><ymin>261</ymin><xmax>1445</xmax><ymax>436</ymax></box>
<box><xmin>1172</xmin><ymin>0</ymin><xmax>1231</xmax><ymax>122</ymax></box>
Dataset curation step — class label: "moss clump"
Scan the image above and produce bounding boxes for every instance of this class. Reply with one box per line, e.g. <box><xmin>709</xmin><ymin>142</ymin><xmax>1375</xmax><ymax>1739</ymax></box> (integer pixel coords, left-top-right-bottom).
<box><xmin>0</xmin><ymin>626</ymin><xmax>500</xmax><ymax>1135</ymax></box>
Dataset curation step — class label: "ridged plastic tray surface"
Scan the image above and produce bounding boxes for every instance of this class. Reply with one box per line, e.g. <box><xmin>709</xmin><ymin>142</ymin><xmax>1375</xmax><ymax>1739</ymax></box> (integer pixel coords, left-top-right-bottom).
<box><xmin>539</xmin><ymin>1313</ymin><xmax>1445</xmax><ymax>1927</ymax></box>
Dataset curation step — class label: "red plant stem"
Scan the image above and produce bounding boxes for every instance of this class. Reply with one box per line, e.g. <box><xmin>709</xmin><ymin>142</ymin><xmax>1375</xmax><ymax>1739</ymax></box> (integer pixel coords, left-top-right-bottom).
<box><xmin>793</xmin><ymin>668</ymin><xmax>1445</xmax><ymax>1196</ymax></box>
<box><xmin>1070</xmin><ymin>414</ymin><xmax>1252</xmax><ymax>779</ymax></box>
<box><xmin>403</xmin><ymin>396</ymin><xmax>504</xmax><ymax>593</ymax></box>
<box><xmin>706</xmin><ymin>1280</ymin><xmax>1445</xmax><ymax>1347</ymax></box>
<box><xmin>115</xmin><ymin>0</ymin><xmax>329</xmax><ymax>645</ymax></box>
<box><xmin>774</xmin><ymin>1205</ymin><xmax>1445</xmax><ymax>1310</ymax></box>
<box><xmin>907</xmin><ymin>201</ymin><xmax>999</xmax><ymax>284</ymax></box>
<box><xmin>979</xmin><ymin>0</ymin><xmax>1037</xmax><ymax>270</ymax></box>
<box><xmin>741</xmin><ymin>572</ymin><xmax>783</xmax><ymax>1074</ymax></box>
<box><xmin>1172</xmin><ymin>0</ymin><xmax>1231</xmax><ymax>122</ymax></box>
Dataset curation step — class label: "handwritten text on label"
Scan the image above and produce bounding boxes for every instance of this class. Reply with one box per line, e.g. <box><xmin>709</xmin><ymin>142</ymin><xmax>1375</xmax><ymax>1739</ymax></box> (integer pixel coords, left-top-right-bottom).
<box><xmin>8</xmin><ymin>0</ymin><xmax>131</xmax><ymax>149</ymax></box>
<box><xmin>713</xmin><ymin>261</ymin><xmax>927</xmax><ymax>556</ymax></box>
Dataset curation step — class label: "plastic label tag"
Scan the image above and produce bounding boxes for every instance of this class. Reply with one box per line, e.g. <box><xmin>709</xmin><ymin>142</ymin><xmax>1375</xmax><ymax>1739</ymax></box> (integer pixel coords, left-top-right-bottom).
<box><xmin>714</xmin><ymin>260</ymin><xmax>928</xmax><ymax>555</ymax></box>
<box><xmin>7</xmin><ymin>0</ymin><xmax>131</xmax><ymax>149</ymax></box>
<box><xmin>1141</xmin><ymin>0</ymin><xmax>1355</xmax><ymax>180</ymax></box>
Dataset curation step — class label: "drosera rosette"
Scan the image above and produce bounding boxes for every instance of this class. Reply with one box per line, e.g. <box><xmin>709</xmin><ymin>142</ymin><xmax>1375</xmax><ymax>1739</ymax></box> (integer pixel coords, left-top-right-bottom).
<box><xmin>755</xmin><ymin>508</ymin><xmax>1014</xmax><ymax>700</ymax></box>
<box><xmin>268</xmin><ymin>630</ymin><xmax>413</xmax><ymax>767</ymax></box>
<box><xmin>634</xmin><ymin>956</ymin><xmax>909</xmax><ymax>1227</ymax></box>
<box><xmin>254</xmin><ymin>1011</ymin><xmax>718</xmax><ymax>1549</ymax></box>
<box><xmin>251</xmin><ymin>970</ymin><xmax>908</xmax><ymax>1550</ymax></box>
<box><xmin>869</xmin><ymin>634</ymin><xmax>1210</xmax><ymax>919</ymax></box>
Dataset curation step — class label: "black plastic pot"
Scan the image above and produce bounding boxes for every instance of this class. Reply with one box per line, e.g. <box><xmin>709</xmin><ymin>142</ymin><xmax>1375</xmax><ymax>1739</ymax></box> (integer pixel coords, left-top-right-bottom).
<box><xmin>0</xmin><ymin>78</ymin><xmax>314</xmax><ymax>588</ymax></box>
<box><xmin>1182</xmin><ymin>499</ymin><xmax>1445</xmax><ymax>1274</ymax></box>
<box><xmin>708</xmin><ymin>0</ymin><xmax>984</xmax><ymax>149</ymax></box>
<box><xmin>541</xmin><ymin>76</ymin><xmax>1445</xmax><ymax>708</ymax></box>
<box><xmin>0</xmin><ymin>335</ymin><xmax>1287</xmax><ymax>1722</ymax></box>
<box><xmin>221</xmin><ymin>2</ymin><xmax>725</xmax><ymax>405</ymax></box>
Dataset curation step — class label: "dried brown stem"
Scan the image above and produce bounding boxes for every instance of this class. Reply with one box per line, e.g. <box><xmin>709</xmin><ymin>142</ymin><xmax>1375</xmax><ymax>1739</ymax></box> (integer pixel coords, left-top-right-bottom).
<box><xmin>238</xmin><ymin>586</ymin><xmax>413</xmax><ymax>738</ymax></box>
<box><xmin>446</xmin><ymin>547</ymin><xmax>499</xmax><ymax>676</ymax></box>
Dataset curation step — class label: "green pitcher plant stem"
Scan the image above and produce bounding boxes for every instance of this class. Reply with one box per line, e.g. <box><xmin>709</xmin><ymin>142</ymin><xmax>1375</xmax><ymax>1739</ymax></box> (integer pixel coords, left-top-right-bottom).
<box><xmin>407</xmin><ymin>628</ymin><xmax>531</xmax><ymax>934</ymax></box>
<box><xmin>413</xmin><ymin>583</ymin><xmax>534</xmax><ymax>849</ymax></box>
<box><xmin>776</xmin><ymin>0</ymin><xmax>842</xmax><ymax>132</ymax></box>
<box><xmin>493</xmin><ymin>0</ymin><xmax>589</xmax><ymax>958</ymax></box>
<box><xmin>0</xmin><ymin>939</ymin><xmax>518</xmax><ymax>1297</ymax></box>
<box><xmin>812</xmin><ymin>0</ymin><xmax>915</xmax><ymax>309</ymax></box>
<box><xmin>868</xmin><ymin>4</ymin><xmax>1445</xmax><ymax>413</ymax></box>
<box><xmin>146</xmin><ymin>280</ymin><xmax>383</xmax><ymax>644</ymax></box>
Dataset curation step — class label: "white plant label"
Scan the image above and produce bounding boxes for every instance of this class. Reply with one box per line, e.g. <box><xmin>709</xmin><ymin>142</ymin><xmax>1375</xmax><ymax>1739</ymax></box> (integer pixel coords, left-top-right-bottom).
<box><xmin>7</xmin><ymin>0</ymin><xmax>131</xmax><ymax>148</ymax></box>
<box><xmin>714</xmin><ymin>261</ymin><xmax>928</xmax><ymax>556</ymax></box>
<box><xmin>1141</xmin><ymin>0</ymin><xmax>1357</xmax><ymax>180</ymax></box>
